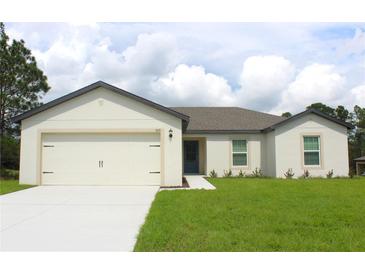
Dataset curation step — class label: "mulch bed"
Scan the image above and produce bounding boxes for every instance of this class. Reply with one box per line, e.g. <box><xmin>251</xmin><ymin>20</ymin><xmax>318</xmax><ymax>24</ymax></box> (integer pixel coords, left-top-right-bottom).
<box><xmin>160</xmin><ymin>177</ymin><xmax>190</xmax><ymax>189</ymax></box>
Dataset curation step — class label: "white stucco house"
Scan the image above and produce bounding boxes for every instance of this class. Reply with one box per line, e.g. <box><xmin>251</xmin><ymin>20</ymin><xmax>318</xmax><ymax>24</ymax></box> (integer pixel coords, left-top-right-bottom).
<box><xmin>12</xmin><ymin>81</ymin><xmax>353</xmax><ymax>186</ymax></box>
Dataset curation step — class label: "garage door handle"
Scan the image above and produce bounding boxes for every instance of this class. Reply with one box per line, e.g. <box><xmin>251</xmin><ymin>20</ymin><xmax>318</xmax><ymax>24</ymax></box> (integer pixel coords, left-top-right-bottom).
<box><xmin>99</xmin><ymin>160</ymin><xmax>104</xmax><ymax>168</ymax></box>
<box><xmin>42</xmin><ymin>171</ymin><xmax>54</xmax><ymax>174</ymax></box>
<box><xmin>149</xmin><ymin>171</ymin><xmax>160</xmax><ymax>174</ymax></box>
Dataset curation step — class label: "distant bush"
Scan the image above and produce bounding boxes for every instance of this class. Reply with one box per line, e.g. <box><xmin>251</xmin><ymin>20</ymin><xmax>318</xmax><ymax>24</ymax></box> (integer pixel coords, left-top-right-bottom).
<box><xmin>223</xmin><ymin>169</ymin><xmax>232</xmax><ymax>177</ymax></box>
<box><xmin>209</xmin><ymin>169</ymin><xmax>218</xmax><ymax>178</ymax></box>
<box><xmin>326</xmin><ymin>169</ymin><xmax>334</xmax><ymax>179</ymax></box>
<box><xmin>284</xmin><ymin>168</ymin><xmax>295</xmax><ymax>179</ymax></box>
<box><xmin>0</xmin><ymin>168</ymin><xmax>19</xmax><ymax>179</ymax></box>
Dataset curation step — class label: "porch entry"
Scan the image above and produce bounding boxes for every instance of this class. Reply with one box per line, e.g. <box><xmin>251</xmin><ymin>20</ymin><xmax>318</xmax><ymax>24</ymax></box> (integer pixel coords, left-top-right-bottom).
<box><xmin>183</xmin><ymin>140</ymin><xmax>199</xmax><ymax>174</ymax></box>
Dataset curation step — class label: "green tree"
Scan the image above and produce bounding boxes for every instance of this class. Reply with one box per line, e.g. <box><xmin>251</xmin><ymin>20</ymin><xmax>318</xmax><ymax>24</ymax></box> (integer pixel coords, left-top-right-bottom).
<box><xmin>352</xmin><ymin>105</ymin><xmax>365</xmax><ymax>157</ymax></box>
<box><xmin>335</xmin><ymin>105</ymin><xmax>350</xmax><ymax>122</ymax></box>
<box><xmin>306</xmin><ymin>102</ymin><xmax>335</xmax><ymax>117</ymax></box>
<box><xmin>281</xmin><ymin>112</ymin><xmax>292</xmax><ymax>118</ymax></box>
<box><xmin>0</xmin><ymin>22</ymin><xmax>50</xmax><ymax>137</ymax></box>
<box><xmin>0</xmin><ymin>22</ymin><xmax>50</xmax><ymax>171</ymax></box>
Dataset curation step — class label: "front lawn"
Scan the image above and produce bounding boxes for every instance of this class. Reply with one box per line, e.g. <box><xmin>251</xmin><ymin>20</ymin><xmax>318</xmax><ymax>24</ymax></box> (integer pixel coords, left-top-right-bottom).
<box><xmin>134</xmin><ymin>177</ymin><xmax>365</xmax><ymax>251</ymax></box>
<box><xmin>0</xmin><ymin>180</ymin><xmax>35</xmax><ymax>195</ymax></box>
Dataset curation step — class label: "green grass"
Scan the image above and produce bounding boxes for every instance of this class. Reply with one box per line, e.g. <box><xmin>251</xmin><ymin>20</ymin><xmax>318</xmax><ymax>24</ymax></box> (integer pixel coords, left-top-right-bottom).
<box><xmin>0</xmin><ymin>180</ymin><xmax>35</xmax><ymax>195</ymax></box>
<box><xmin>134</xmin><ymin>177</ymin><xmax>365</xmax><ymax>251</ymax></box>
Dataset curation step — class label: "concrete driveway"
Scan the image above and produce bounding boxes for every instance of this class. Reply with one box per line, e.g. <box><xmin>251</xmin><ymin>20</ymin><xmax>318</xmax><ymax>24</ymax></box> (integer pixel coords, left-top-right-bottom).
<box><xmin>0</xmin><ymin>185</ymin><xmax>159</xmax><ymax>251</ymax></box>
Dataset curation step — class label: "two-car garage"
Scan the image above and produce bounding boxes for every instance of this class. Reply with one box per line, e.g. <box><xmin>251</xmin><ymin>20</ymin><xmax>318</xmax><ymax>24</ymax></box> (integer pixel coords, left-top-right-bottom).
<box><xmin>41</xmin><ymin>132</ymin><xmax>161</xmax><ymax>185</ymax></box>
<box><xmin>15</xmin><ymin>82</ymin><xmax>186</xmax><ymax>187</ymax></box>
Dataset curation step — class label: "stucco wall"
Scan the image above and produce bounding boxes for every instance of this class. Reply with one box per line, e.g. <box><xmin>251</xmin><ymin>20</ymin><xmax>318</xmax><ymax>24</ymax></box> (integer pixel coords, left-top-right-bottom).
<box><xmin>187</xmin><ymin>114</ymin><xmax>349</xmax><ymax>178</ymax></box>
<box><xmin>202</xmin><ymin>134</ymin><xmax>264</xmax><ymax>177</ymax></box>
<box><xmin>264</xmin><ymin>131</ymin><xmax>276</xmax><ymax>177</ymax></box>
<box><xmin>19</xmin><ymin>87</ymin><xmax>182</xmax><ymax>186</ymax></box>
<box><xmin>273</xmin><ymin>114</ymin><xmax>349</xmax><ymax>178</ymax></box>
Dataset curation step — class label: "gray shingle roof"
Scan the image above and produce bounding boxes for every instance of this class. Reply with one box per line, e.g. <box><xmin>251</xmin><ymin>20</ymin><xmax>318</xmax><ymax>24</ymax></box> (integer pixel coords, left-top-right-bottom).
<box><xmin>170</xmin><ymin>107</ymin><xmax>286</xmax><ymax>133</ymax></box>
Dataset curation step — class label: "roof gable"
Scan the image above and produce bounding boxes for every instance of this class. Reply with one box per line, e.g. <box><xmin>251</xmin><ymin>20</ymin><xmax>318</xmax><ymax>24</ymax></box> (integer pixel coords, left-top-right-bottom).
<box><xmin>264</xmin><ymin>108</ymin><xmax>354</xmax><ymax>132</ymax></box>
<box><xmin>12</xmin><ymin>81</ymin><xmax>190</xmax><ymax>123</ymax></box>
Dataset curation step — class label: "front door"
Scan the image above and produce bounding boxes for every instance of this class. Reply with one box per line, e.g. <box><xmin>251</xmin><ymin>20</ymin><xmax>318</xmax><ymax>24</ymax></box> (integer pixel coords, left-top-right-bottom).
<box><xmin>184</xmin><ymin>140</ymin><xmax>199</xmax><ymax>174</ymax></box>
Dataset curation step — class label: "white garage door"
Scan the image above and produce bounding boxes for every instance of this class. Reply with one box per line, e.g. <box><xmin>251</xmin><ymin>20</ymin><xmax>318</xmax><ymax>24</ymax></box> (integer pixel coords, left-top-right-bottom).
<box><xmin>41</xmin><ymin>133</ymin><xmax>161</xmax><ymax>185</ymax></box>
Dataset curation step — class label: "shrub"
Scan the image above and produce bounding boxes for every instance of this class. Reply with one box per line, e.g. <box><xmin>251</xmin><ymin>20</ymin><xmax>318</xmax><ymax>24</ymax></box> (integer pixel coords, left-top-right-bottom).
<box><xmin>0</xmin><ymin>168</ymin><xmax>19</xmax><ymax>179</ymax></box>
<box><xmin>223</xmin><ymin>169</ymin><xmax>232</xmax><ymax>177</ymax></box>
<box><xmin>326</xmin><ymin>169</ymin><xmax>334</xmax><ymax>179</ymax></box>
<box><xmin>238</xmin><ymin>169</ymin><xmax>245</xmax><ymax>177</ymax></box>
<box><xmin>284</xmin><ymin>168</ymin><xmax>295</xmax><ymax>179</ymax></box>
<box><xmin>209</xmin><ymin>169</ymin><xmax>218</xmax><ymax>178</ymax></box>
<box><xmin>301</xmin><ymin>169</ymin><xmax>310</xmax><ymax>179</ymax></box>
<box><xmin>0</xmin><ymin>135</ymin><xmax>20</xmax><ymax>170</ymax></box>
<box><xmin>251</xmin><ymin>168</ymin><xmax>263</xmax><ymax>177</ymax></box>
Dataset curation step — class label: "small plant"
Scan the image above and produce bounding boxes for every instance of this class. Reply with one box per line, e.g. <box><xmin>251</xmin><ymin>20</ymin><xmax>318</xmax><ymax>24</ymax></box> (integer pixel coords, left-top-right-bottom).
<box><xmin>238</xmin><ymin>169</ymin><xmax>245</xmax><ymax>177</ymax></box>
<box><xmin>326</xmin><ymin>169</ymin><xmax>334</xmax><ymax>179</ymax></box>
<box><xmin>251</xmin><ymin>167</ymin><xmax>263</xmax><ymax>177</ymax></box>
<box><xmin>209</xmin><ymin>169</ymin><xmax>218</xmax><ymax>178</ymax></box>
<box><xmin>302</xmin><ymin>169</ymin><xmax>310</xmax><ymax>179</ymax></box>
<box><xmin>284</xmin><ymin>168</ymin><xmax>295</xmax><ymax>179</ymax></box>
<box><xmin>223</xmin><ymin>169</ymin><xmax>232</xmax><ymax>177</ymax></box>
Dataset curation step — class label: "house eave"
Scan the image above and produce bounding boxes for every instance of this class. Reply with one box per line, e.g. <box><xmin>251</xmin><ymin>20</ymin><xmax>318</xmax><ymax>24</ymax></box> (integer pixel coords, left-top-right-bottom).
<box><xmin>11</xmin><ymin>81</ymin><xmax>190</xmax><ymax>123</ymax></box>
<box><xmin>263</xmin><ymin>108</ymin><xmax>354</xmax><ymax>132</ymax></box>
<box><xmin>183</xmin><ymin>129</ymin><xmax>263</xmax><ymax>134</ymax></box>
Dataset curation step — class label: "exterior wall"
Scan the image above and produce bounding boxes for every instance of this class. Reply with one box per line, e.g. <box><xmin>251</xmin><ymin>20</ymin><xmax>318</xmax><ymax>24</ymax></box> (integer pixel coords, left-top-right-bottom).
<box><xmin>264</xmin><ymin>131</ymin><xmax>276</xmax><ymax>177</ymax></box>
<box><xmin>184</xmin><ymin>114</ymin><xmax>349</xmax><ymax>178</ymax></box>
<box><xmin>187</xmin><ymin>134</ymin><xmax>265</xmax><ymax>177</ymax></box>
<box><xmin>19</xmin><ymin>87</ymin><xmax>182</xmax><ymax>186</ymax></box>
<box><xmin>274</xmin><ymin>114</ymin><xmax>349</xmax><ymax>178</ymax></box>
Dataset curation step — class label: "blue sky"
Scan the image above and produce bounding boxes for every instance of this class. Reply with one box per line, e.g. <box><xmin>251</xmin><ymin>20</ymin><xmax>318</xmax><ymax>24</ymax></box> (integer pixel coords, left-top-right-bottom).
<box><xmin>6</xmin><ymin>22</ymin><xmax>365</xmax><ymax>114</ymax></box>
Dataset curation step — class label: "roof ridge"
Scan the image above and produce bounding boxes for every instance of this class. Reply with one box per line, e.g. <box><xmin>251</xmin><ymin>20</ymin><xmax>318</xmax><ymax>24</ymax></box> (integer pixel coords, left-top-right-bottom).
<box><xmin>170</xmin><ymin>106</ymin><xmax>284</xmax><ymax>118</ymax></box>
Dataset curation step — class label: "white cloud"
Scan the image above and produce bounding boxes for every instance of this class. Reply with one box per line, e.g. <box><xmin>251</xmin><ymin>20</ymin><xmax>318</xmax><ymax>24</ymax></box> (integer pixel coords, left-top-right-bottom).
<box><xmin>274</xmin><ymin>64</ymin><xmax>346</xmax><ymax>114</ymax></box>
<box><xmin>349</xmin><ymin>85</ymin><xmax>365</xmax><ymax>107</ymax></box>
<box><xmin>237</xmin><ymin>55</ymin><xmax>295</xmax><ymax>111</ymax></box>
<box><xmin>337</xmin><ymin>28</ymin><xmax>365</xmax><ymax>57</ymax></box>
<box><xmin>122</xmin><ymin>33</ymin><xmax>180</xmax><ymax>76</ymax></box>
<box><xmin>5</xmin><ymin>23</ymin><xmax>364</xmax><ymax>113</ymax></box>
<box><xmin>32</xmin><ymin>30</ymin><xmax>181</xmax><ymax>101</ymax></box>
<box><xmin>152</xmin><ymin>64</ymin><xmax>235</xmax><ymax>106</ymax></box>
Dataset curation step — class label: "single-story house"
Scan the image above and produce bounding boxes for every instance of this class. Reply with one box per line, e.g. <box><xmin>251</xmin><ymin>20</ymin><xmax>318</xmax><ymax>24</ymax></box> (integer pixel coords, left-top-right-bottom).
<box><xmin>12</xmin><ymin>81</ymin><xmax>353</xmax><ymax>186</ymax></box>
<box><xmin>354</xmin><ymin>156</ymin><xmax>365</xmax><ymax>175</ymax></box>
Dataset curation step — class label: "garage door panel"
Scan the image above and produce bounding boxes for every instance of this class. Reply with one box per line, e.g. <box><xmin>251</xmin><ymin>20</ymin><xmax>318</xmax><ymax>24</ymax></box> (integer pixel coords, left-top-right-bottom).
<box><xmin>41</xmin><ymin>133</ymin><xmax>160</xmax><ymax>185</ymax></box>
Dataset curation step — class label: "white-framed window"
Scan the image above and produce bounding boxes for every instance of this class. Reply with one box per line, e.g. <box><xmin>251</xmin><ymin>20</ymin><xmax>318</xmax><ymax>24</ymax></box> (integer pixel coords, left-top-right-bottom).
<box><xmin>303</xmin><ymin>136</ymin><xmax>321</xmax><ymax>166</ymax></box>
<box><xmin>232</xmin><ymin>140</ymin><xmax>247</xmax><ymax>166</ymax></box>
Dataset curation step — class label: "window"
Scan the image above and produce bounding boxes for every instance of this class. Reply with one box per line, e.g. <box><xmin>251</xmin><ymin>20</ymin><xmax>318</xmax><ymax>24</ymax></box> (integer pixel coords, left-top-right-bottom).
<box><xmin>232</xmin><ymin>140</ymin><xmax>247</xmax><ymax>166</ymax></box>
<box><xmin>303</xmin><ymin>136</ymin><xmax>320</xmax><ymax>166</ymax></box>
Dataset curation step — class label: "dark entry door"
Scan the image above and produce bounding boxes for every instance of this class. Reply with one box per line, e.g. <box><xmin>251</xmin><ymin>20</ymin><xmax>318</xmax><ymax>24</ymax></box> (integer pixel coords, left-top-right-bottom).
<box><xmin>184</xmin><ymin>141</ymin><xmax>199</xmax><ymax>174</ymax></box>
